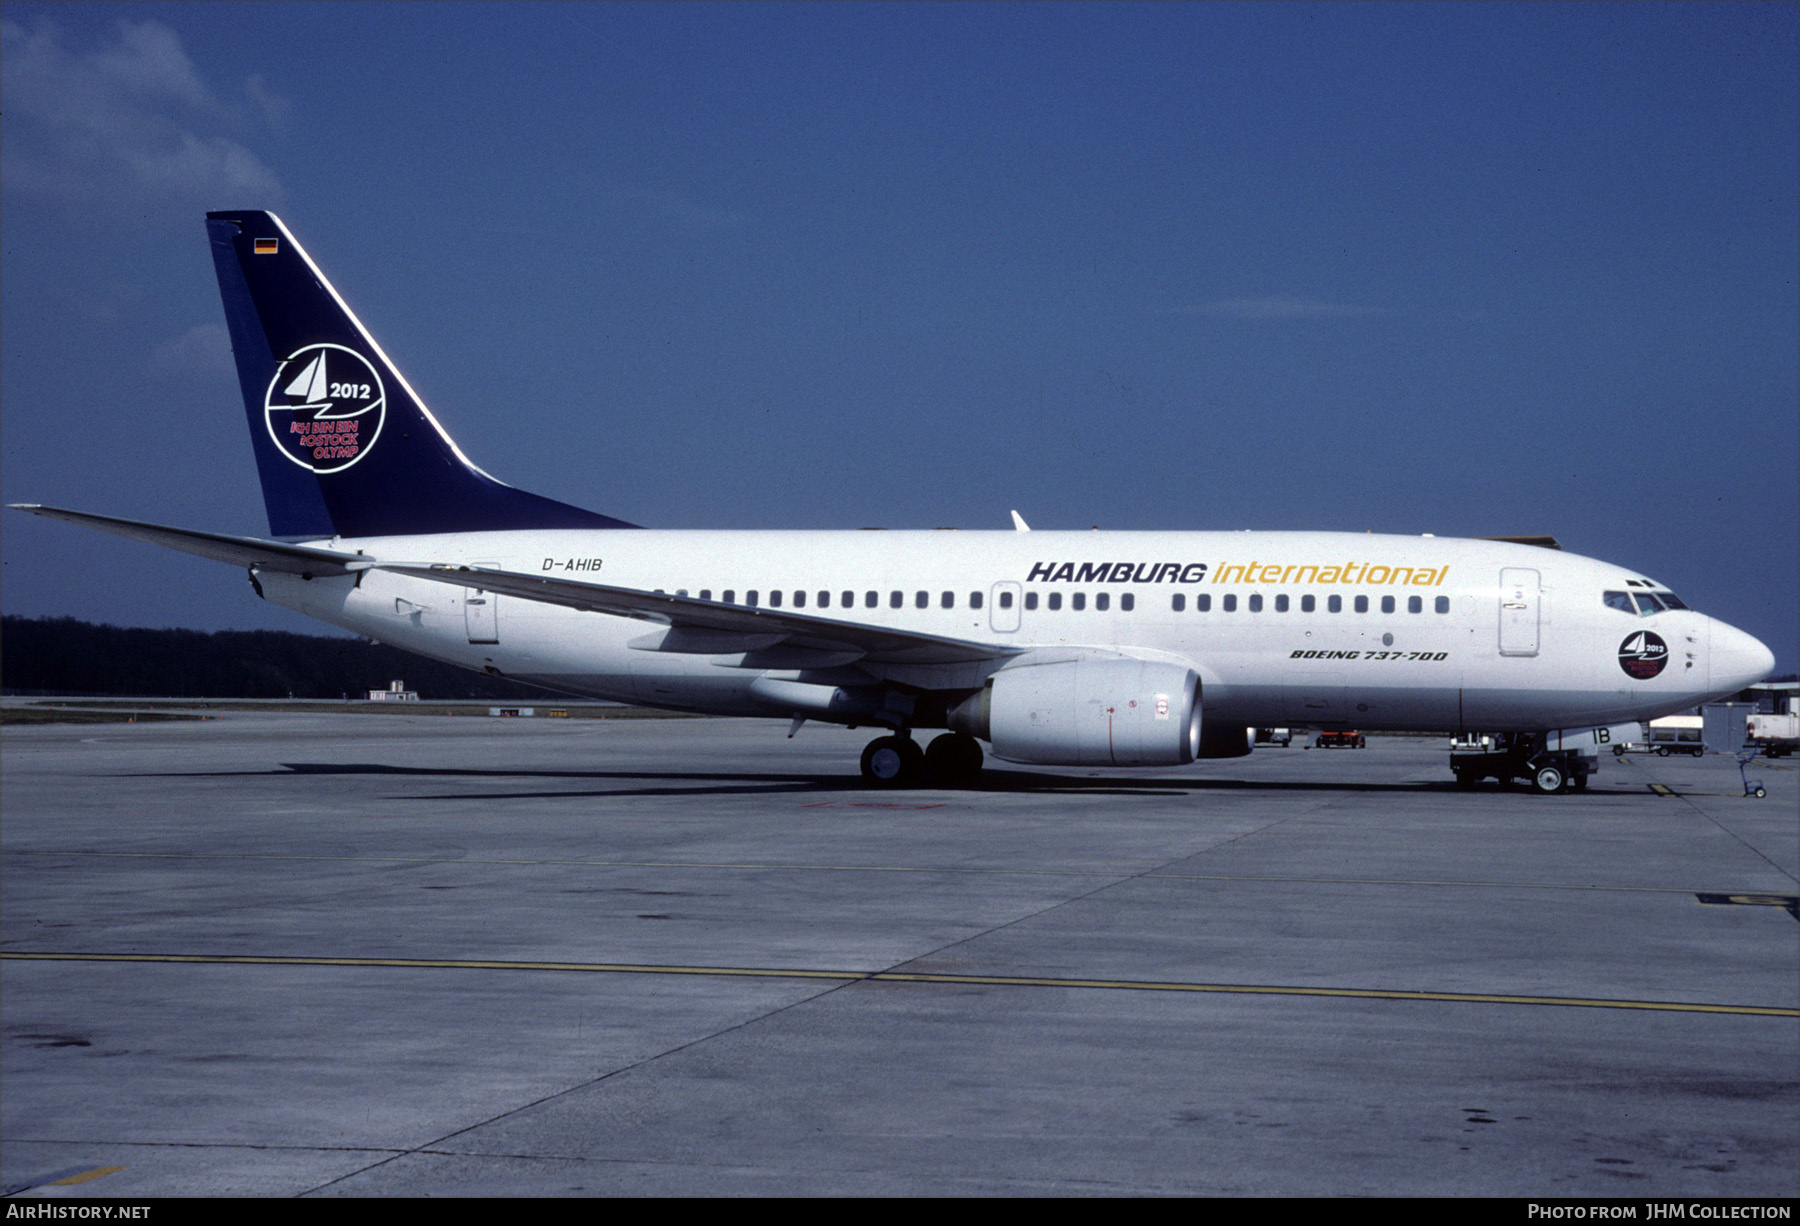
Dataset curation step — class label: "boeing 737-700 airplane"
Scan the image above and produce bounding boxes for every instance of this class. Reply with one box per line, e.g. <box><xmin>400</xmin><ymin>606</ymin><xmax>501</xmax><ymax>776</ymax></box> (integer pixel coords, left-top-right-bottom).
<box><xmin>12</xmin><ymin>212</ymin><xmax>1776</xmax><ymax>791</ymax></box>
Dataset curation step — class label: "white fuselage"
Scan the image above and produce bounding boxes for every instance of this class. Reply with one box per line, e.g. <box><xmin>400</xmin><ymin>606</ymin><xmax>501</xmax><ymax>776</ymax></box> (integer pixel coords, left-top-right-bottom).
<box><xmin>256</xmin><ymin>528</ymin><xmax>1771</xmax><ymax>738</ymax></box>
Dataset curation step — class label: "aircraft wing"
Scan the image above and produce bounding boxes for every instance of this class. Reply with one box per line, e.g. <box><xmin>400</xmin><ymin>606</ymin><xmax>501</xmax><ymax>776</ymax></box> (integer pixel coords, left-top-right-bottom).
<box><xmin>375</xmin><ymin>563</ymin><xmax>1023</xmax><ymax>666</ymax></box>
<box><xmin>9</xmin><ymin>505</ymin><xmax>365</xmax><ymax>576</ymax></box>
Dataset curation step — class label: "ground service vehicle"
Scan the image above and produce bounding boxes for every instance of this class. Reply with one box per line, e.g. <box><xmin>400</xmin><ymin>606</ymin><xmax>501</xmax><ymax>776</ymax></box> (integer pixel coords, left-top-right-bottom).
<box><xmin>1646</xmin><ymin>715</ymin><xmax>1706</xmax><ymax>757</ymax></box>
<box><xmin>1746</xmin><ymin>710</ymin><xmax>1798</xmax><ymax>758</ymax></box>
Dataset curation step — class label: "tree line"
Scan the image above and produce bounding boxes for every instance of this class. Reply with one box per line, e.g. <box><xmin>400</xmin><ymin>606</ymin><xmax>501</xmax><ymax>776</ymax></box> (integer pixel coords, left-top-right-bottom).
<box><xmin>2</xmin><ymin>616</ymin><xmax>550</xmax><ymax>700</ymax></box>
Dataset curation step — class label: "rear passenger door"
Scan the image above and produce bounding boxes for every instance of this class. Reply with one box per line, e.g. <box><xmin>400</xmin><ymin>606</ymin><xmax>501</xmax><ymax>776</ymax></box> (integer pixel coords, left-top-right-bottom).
<box><xmin>464</xmin><ymin>564</ymin><xmax>500</xmax><ymax>644</ymax></box>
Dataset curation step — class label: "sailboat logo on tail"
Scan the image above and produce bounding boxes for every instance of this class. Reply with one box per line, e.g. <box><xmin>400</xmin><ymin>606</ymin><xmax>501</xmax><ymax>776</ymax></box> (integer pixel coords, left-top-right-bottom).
<box><xmin>264</xmin><ymin>343</ymin><xmax>386</xmax><ymax>473</ymax></box>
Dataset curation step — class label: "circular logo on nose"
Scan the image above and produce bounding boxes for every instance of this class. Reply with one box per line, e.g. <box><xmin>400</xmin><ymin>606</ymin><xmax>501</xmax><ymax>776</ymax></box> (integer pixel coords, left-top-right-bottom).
<box><xmin>264</xmin><ymin>343</ymin><xmax>385</xmax><ymax>473</ymax></box>
<box><xmin>1618</xmin><ymin>630</ymin><xmax>1669</xmax><ymax>679</ymax></box>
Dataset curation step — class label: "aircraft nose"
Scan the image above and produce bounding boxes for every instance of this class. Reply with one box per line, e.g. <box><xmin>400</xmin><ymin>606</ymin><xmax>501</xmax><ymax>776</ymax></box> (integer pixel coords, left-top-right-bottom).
<box><xmin>1710</xmin><ymin>620</ymin><xmax>1775</xmax><ymax>692</ymax></box>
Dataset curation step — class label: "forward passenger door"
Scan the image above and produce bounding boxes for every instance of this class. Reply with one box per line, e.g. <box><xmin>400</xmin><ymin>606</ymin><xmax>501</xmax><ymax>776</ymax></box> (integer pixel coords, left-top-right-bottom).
<box><xmin>1498</xmin><ymin>568</ymin><xmax>1539</xmax><ymax>657</ymax></box>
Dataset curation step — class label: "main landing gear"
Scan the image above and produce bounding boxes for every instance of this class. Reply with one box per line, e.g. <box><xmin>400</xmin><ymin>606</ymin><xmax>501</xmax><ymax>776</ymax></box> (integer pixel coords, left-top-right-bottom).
<box><xmin>860</xmin><ymin>731</ymin><xmax>984</xmax><ymax>788</ymax></box>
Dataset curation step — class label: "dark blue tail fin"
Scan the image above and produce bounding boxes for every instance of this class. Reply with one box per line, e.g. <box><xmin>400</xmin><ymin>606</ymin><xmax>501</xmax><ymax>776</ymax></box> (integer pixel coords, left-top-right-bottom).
<box><xmin>206</xmin><ymin>211</ymin><xmax>636</xmax><ymax>538</ymax></box>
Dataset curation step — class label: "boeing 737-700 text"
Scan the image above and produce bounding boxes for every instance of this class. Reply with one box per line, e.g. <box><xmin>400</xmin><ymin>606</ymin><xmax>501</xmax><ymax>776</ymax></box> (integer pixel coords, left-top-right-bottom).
<box><xmin>12</xmin><ymin>212</ymin><xmax>1776</xmax><ymax>790</ymax></box>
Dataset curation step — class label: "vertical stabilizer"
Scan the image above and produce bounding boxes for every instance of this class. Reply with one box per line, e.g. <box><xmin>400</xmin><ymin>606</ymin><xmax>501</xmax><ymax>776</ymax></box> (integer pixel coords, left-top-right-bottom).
<box><xmin>206</xmin><ymin>211</ymin><xmax>636</xmax><ymax>538</ymax></box>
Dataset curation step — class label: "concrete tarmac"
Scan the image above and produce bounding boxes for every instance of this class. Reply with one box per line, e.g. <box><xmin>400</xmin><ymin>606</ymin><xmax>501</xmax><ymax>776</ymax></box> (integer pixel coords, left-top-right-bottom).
<box><xmin>2</xmin><ymin>710</ymin><xmax>1795</xmax><ymax>1197</ymax></box>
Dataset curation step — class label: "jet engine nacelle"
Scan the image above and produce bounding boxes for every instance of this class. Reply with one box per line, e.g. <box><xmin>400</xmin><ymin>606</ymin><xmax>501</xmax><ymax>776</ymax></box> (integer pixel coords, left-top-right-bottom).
<box><xmin>950</xmin><ymin>658</ymin><xmax>1204</xmax><ymax>766</ymax></box>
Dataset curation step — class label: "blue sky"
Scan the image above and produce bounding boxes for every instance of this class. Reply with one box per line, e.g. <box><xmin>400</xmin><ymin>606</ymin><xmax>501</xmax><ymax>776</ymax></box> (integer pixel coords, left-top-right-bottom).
<box><xmin>3</xmin><ymin>2</ymin><xmax>1795</xmax><ymax>670</ymax></box>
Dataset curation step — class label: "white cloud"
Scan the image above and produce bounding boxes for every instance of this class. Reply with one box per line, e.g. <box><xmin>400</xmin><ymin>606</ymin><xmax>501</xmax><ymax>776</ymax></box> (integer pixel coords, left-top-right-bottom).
<box><xmin>1181</xmin><ymin>295</ymin><xmax>1386</xmax><ymax>321</ymax></box>
<box><xmin>0</xmin><ymin>17</ymin><xmax>285</xmax><ymax>207</ymax></box>
<box><xmin>244</xmin><ymin>74</ymin><xmax>292</xmax><ymax>132</ymax></box>
<box><xmin>148</xmin><ymin>322</ymin><xmax>232</xmax><ymax>379</ymax></box>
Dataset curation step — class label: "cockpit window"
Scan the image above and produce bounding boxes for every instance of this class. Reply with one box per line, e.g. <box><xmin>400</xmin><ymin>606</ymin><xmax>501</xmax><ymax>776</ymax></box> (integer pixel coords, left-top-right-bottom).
<box><xmin>1608</xmin><ymin>587</ymin><xmax>1692</xmax><ymax>615</ymax></box>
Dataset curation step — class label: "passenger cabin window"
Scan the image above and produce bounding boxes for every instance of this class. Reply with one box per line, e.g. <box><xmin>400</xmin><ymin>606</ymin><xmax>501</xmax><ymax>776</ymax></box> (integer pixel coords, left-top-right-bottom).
<box><xmin>1275</xmin><ymin>594</ymin><xmax>1289</xmax><ymax>612</ymax></box>
<box><xmin>1328</xmin><ymin>595</ymin><xmax>1341</xmax><ymax>613</ymax></box>
<box><xmin>999</xmin><ymin>591</ymin><xmax>1014</xmax><ymax>609</ymax></box>
<box><xmin>915</xmin><ymin>590</ymin><xmax>929</xmax><ymax>609</ymax></box>
<box><xmin>723</xmin><ymin>590</ymin><xmax>736</xmax><ymax>604</ymax></box>
<box><xmin>1121</xmin><ymin>593</ymin><xmax>1134</xmax><ymax>612</ymax></box>
<box><xmin>1073</xmin><ymin>593</ymin><xmax>1087</xmax><ymax>611</ymax></box>
<box><xmin>1196</xmin><ymin>594</ymin><xmax>1211</xmax><ymax>612</ymax></box>
<box><xmin>1049</xmin><ymin>592</ymin><xmax>1063</xmax><ymax>611</ymax></box>
<box><xmin>1354</xmin><ymin>595</ymin><xmax>1369</xmax><ymax>613</ymax></box>
<box><xmin>1025</xmin><ymin>592</ymin><xmax>1039</xmax><ymax>610</ymax></box>
<box><xmin>769</xmin><ymin>590</ymin><xmax>782</xmax><ymax>608</ymax></box>
<box><xmin>970</xmin><ymin>591</ymin><xmax>983</xmax><ymax>609</ymax></box>
<box><xmin>890</xmin><ymin>591</ymin><xmax>903</xmax><ymax>609</ymax></box>
<box><xmin>1435</xmin><ymin>596</ymin><xmax>1450</xmax><ymax>614</ymax></box>
<box><xmin>700</xmin><ymin>589</ymin><xmax>712</xmax><ymax>601</ymax></box>
<box><xmin>865</xmin><ymin>591</ymin><xmax>878</xmax><ymax>609</ymax></box>
<box><xmin>1381</xmin><ymin>595</ymin><xmax>1395</xmax><ymax>614</ymax></box>
<box><xmin>1408</xmin><ymin>595</ymin><xmax>1422</xmax><ymax>614</ymax></box>
<box><xmin>1171</xmin><ymin>594</ymin><xmax>1185</xmax><ymax>612</ymax></box>
<box><xmin>746</xmin><ymin>591</ymin><xmax>759</xmax><ymax>607</ymax></box>
<box><xmin>817</xmin><ymin>591</ymin><xmax>829</xmax><ymax>608</ymax></box>
<box><xmin>1096</xmin><ymin>593</ymin><xmax>1110</xmax><ymax>612</ymax></box>
<box><xmin>1301</xmin><ymin>594</ymin><xmax>1315</xmax><ymax>613</ymax></box>
<box><xmin>793</xmin><ymin>591</ymin><xmax>805</xmax><ymax>608</ymax></box>
<box><xmin>1222</xmin><ymin>594</ymin><xmax>1237</xmax><ymax>612</ymax></box>
<box><xmin>1248</xmin><ymin>594</ymin><xmax>1262</xmax><ymax>612</ymax></box>
<box><xmin>940</xmin><ymin>591</ymin><xmax>954</xmax><ymax>609</ymax></box>
<box><xmin>840</xmin><ymin>591</ymin><xmax>853</xmax><ymax>608</ymax></box>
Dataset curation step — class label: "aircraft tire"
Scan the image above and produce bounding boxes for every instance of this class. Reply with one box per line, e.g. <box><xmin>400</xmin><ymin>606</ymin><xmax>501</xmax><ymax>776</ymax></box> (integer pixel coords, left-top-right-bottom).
<box><xmin>1531</xmin><ymin>764</ymin><xmax>1567</xmax><ymax>795</ymax></box>
<box><xmin>861</xmin><ymin>735</ymin><xmax>924</xmax><ymax>788</ymax></box>
<box><xmin>924</xmin><ymin>732</ymin><xmax>984</xmax><ymax>786</ymax></box>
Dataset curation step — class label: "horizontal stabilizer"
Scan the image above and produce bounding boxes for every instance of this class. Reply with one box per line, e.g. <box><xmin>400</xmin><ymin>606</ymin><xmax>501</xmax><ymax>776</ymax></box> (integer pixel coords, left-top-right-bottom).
<box><xmin>8</xmin><ymin>505</ymin><xmax>364</xmax><ymax>576</ymax></box>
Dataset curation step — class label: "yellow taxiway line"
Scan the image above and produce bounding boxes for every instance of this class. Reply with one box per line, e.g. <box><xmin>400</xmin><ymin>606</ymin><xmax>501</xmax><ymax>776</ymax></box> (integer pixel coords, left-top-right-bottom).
<box><xmin>5</xmin><ymin>951</ymin><xmax>1793</xmax><ymax>1018</ymax></box>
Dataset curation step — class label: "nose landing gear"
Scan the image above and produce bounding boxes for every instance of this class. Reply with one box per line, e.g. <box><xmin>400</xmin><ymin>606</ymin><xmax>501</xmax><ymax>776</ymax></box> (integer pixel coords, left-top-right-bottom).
<box><xmin>1450</xmin><ymin>732</ymin><xmax>1595</xmax><ymax>794</ymax></box>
